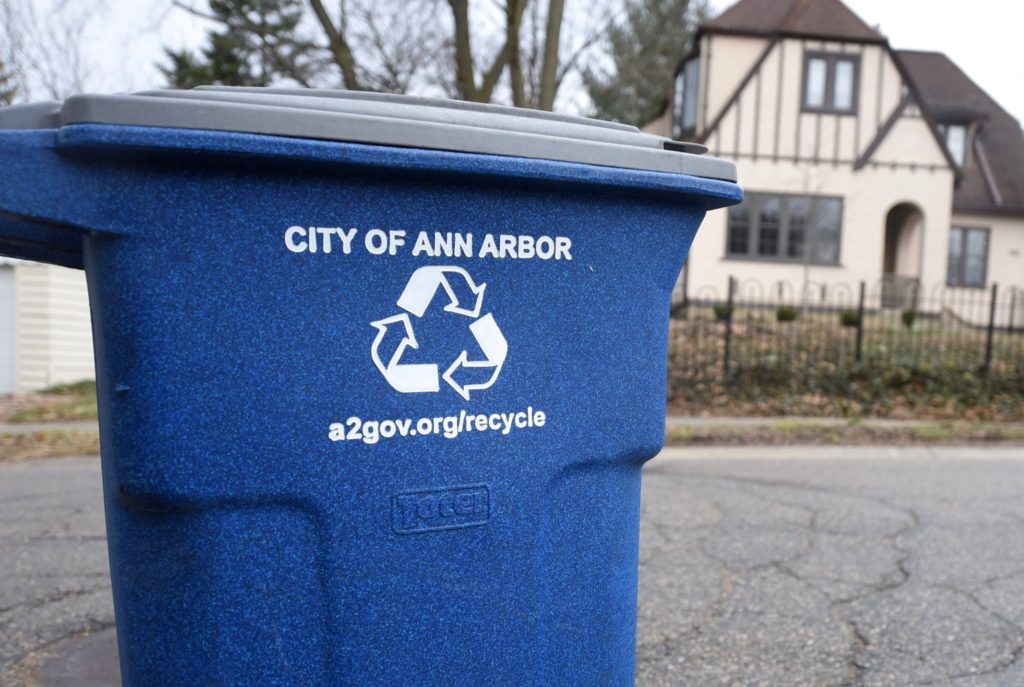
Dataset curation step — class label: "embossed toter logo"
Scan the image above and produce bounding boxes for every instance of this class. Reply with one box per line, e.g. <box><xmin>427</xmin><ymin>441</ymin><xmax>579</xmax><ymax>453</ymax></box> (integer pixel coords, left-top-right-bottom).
<box><xmin>392</xmin><ymin>485</ymin><xmax>490</xmax><ymax>534</ymax></box>
<box><xmin>370</xmin><ymin>266</ymin><xmax>508</xmax><ymax>400</ymax></box>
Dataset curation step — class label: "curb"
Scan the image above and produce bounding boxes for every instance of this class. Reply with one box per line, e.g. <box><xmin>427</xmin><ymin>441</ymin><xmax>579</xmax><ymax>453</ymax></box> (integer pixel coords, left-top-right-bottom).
<box><xmin>666</xmin><ymin>415</ymin><xmax>1024</xmax><ymax>429</ymax></box>
<box><xmin>0</xmin><ymin>421</ymin><xmax>99</xmax><ymax>435</ymax></box>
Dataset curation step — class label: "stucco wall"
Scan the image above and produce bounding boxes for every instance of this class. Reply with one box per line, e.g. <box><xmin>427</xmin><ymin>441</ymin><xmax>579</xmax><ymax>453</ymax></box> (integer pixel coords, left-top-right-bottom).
<box><xmin>703</xmin><ymin>34</ymin><xmax>771</xmax><ymax>131</ymax></box>
<box><xmin>682</xmin><ymin>159</ymin><xmax>954</xmax><ymax>300</ymax></box>
<box><xmin>704</xmin><ymin>38</ymin><xmax>912</xmax><ymax>168</ymax></box>
<box><xmin>940</xmin><ymin>212</ymin><xmax>1024</xmax><ymax>327</ymax></box>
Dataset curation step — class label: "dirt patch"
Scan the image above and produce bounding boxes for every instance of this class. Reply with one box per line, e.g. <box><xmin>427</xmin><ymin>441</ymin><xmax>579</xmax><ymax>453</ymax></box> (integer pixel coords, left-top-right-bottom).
<box><xmin>0</xmin><ymin>381</ymin><xmax>98</xmax><ymax>423</ymax></box>
<box><xmin>0</xmin><ymin>431</ymin><xmax>100</xmax><ymax>464</ymax></box>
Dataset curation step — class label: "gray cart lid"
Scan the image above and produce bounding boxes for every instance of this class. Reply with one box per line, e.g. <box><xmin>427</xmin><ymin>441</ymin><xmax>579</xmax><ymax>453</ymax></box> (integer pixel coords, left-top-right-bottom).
<box><xmin>0</xmin><ymin>87</ymin><xmax>736</xmax><ymax>182</ymax></box>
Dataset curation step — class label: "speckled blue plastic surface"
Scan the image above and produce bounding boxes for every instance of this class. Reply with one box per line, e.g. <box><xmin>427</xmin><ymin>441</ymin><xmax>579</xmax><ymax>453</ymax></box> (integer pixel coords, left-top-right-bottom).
<box><xmin>0</xmin><ymin>124</ymin><xmax>741</xmax><ymax>686</ymax></box>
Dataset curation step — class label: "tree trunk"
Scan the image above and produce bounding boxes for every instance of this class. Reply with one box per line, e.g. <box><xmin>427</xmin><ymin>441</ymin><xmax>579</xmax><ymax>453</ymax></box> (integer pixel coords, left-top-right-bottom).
<box><xmin>446</xmin><ymin>0</ymin><xmax>479</xmax><ymax>101</ymax></box>
<box><xmin>537</xmin><ymin>0</ymin><xmax>564</xmax><ymax>110</ymax></box>
<box><xmin>508</xmin><ymin>0</ymin><xmax>528</xmax><ymax>107</ymax></box>
<box><xmin>308</xmin><ymin>0</ymin><xmax>361</xmax><ymax>90</ymax></box>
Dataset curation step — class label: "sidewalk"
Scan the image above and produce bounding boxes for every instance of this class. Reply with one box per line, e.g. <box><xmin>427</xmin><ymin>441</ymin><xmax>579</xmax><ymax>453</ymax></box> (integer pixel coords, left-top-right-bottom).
<box><xmin>667</xmin><ymin>415</ymin><xmax>1024</xmax><ymax>429</ymax></box>
<box><xmin>0</xmin><ymin>420</ymin><xmax>99</xmax><ymax>435</ymax></box>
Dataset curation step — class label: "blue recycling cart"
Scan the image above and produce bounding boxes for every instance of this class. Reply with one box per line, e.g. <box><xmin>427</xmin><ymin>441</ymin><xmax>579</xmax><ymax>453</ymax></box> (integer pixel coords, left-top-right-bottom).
<box><xmin>0</xmin><ymin>89</ymin><xmax>740</xmax><ymax>686</ymax></box>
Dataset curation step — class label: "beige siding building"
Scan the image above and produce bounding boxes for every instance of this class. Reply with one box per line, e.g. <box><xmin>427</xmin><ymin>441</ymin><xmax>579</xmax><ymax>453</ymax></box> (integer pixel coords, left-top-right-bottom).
<box><xmin>0</xmin><ymin>258</ymin><xmax>94</xmax><ymax>393</ymax></box>
<box><xmin>645</xmin><ymin>0</ymin><xmax>1024</xmax><ymax>322</ymax></box>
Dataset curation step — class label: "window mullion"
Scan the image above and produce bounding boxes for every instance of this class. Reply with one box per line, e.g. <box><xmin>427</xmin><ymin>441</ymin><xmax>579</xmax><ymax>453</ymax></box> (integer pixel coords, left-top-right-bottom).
<box><xmin>749</xmin><ymin>196</ymin><xmax>761</xmax><ymax>257</ymax></box>
<box><xmin>779</xmin><ymin>198</ymin><xmax>792</xmax><ymax>260</ymax></box>
<box><xmin>825</xmin><ymin>57</ymin><xmax>835</xmax><ymax>110</ymax></box>
<box><xmin>807</xmin><ymin>201</ymin><xmax>817</xmax><ymax>265</ymax></box>
<box><xmin>961</xmin><ymin>231</ymin><xmax>969</xmax><ymax>286</ymax></box>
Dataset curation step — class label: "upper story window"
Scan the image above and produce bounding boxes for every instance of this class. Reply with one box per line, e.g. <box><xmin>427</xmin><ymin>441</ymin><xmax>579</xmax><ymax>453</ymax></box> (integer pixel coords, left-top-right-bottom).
<box><xmin>672</xmin><ymin>57</ymin><xmax>700</xmax><ymax>138</ymax></box>
<box><xmin>947</xmin><ymin>226</ymin><xmax>989</xmax><ymax>288</ymax></box>
<box><xmin>945</xmin><ymin>124</ymin><xmax>967</xmax><ymax>166</ymax></box>
<box><xmin>802</xmin><ymin>53</ymin><xmax>859</xmax><ymax>115</ymax></box>
<box><xmin>727</xmin><ymin>192</ymin><xmax>843</xmax><ymax>265</ymax></box>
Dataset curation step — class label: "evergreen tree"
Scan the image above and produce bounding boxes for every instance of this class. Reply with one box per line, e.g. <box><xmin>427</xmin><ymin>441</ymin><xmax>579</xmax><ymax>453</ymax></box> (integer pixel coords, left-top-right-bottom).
<box><xmin>583</xmin><ymin>0</ymin><xmax>707</xmax><ymax>126</ymax></box>
<box><xmin>161</xmin><ymin>0</ymin><xmax>315</xmax><ymax>89</ymax></box>
<box><xmin>0</xmin><ymin>58</ymin><xmax>15</xmax><ymax>105</ymax></box>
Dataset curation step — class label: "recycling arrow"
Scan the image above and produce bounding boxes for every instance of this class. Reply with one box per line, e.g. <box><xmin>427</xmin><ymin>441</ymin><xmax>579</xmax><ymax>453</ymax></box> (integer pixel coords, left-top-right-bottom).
<box><xmin>371</xmin><ymin>266</ymin><xmax>508</xmax><ymax>400</ymax></box>
<box><xmin>397</xmin><ymin>266</ymin><xmax>486</xmax><ymax>319</ymax></box>
<box><xmin>369</xmin><ymin>313</ymin><xmax>440</xmax><ymax>393</ymax></box>
<box><xmin>442</xmin><ymin>314</ymin><xmax>508</xmax><ymax>400</ymax></box>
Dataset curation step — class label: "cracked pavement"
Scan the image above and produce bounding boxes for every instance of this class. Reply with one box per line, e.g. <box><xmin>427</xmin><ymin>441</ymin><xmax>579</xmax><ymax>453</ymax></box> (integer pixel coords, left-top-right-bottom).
<box><xmin>4</xmin><ymin>447</ymin><xmax>1024</xmax><ymax>686</ymax></box>
<box><xmin>0</xmin><ymin>457</ymin><xmax>112</xmax><ymax>687</ymax></box>
<box><xmin>638</xmin><ymin>446</ymin><xmax>1024</xmax><ymax>686</ymax></box>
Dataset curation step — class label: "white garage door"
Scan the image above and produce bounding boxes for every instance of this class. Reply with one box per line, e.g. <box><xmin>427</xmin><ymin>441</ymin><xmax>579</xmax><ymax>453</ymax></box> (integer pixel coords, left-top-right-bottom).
<box><xmin>0</xmin><ymin>266</ymin><xmax>14</xmax><ymax>394</ymax></box>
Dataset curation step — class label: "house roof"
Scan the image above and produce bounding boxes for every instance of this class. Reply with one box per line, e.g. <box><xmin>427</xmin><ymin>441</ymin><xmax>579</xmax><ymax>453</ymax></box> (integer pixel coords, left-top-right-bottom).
<box><xmin>704</xmin><ymin>0</ymin><xmax>884</xmax><ymax>43</ymax></box>
<box><xmin>897</xmin><ymin>50</ymin><xmax>1024</xmax><ymax>214</ymax></box>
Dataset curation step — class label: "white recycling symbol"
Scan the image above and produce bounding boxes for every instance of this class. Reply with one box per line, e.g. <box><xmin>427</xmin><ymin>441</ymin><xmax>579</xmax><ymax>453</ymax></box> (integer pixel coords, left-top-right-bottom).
<box><xmin>370</xmin><ymin>266</ymin><xmax>508</xmax><ymax>400</ymax></box>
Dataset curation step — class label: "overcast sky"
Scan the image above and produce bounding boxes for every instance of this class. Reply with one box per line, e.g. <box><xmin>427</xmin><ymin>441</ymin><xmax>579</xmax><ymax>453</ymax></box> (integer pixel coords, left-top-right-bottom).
<box><xmin>45</xmin><ymin>0</ymin><xmax>1024</xmax><ymax>125</ymax></box>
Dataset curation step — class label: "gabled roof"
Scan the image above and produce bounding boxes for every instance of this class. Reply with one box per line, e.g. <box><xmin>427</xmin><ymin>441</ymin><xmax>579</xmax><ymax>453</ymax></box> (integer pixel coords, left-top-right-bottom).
<box><xmin>898</xmin><ymin>50</ymin><xmax>1024</xmax><ymax>214</ymax></box>
<box><xmin>704</xmin><ymin>0</ymin><xmax>884</xmax><ymax>43</ymax></box>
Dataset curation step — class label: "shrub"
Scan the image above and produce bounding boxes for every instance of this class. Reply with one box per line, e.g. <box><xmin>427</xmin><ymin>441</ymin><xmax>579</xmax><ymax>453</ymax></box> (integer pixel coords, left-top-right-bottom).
<box><xmin>776</xmin><ymin>306</ymin><xmax>799</xmax><ymax>323</ymax></box>
<box><xmin>902</xmin><ymin>309</ymin><xmax>918</xmax><ymax>329</ymax></box>
<box><xmin>713</xmin><ymin>304</ymin><xmax>733</xmax><ymax>322</ymax></box>
<box><xmin>840</xmin><ymin>310</ymin><xmax>861</xmax><ymax>328</ymax></box>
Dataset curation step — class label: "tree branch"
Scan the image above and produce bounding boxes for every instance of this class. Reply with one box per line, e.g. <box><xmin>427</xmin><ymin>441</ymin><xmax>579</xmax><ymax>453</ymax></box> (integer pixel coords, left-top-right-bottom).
<box><xmin>554</xmin><ymin>27</ymin><xmax>603</xmax><ymax>89</ymax></box>
<box><xmin>308</xmin><ymin>0</ymin><xmax>361</xmax><ymax>90</ymax></box>
<box><xmin>507</xmin><ymin>0</ymin><xmax>528</xmax><ymax>107</ymax></box>
<box><xmin>537</xmin><ymin>0</ymin><xmax>564</xmax><ymax>110</ymax></box>
<box><xmin>446</xmin><ymin>0</ymin><xmax>478</xmax><ymax>100</ymax></box>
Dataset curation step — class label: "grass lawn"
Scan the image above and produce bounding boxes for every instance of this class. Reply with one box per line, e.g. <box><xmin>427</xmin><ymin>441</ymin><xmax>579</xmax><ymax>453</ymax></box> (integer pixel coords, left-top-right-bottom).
<box><xmin>3</xmin><ymin>380</ymin><xmax>98</xmax><ymax>423</ymax></box>
<box><xmin>666</xmin><ymin>419</ymin><xmax>1024</xmax><ymax>446</ymax></box>
<box><xmin>0</xmin><ymin>430</ymin><xmax>99</xmax><ymax>463</ymax></box>
<box><xmin>668</xmin><ymin>314</ymin><xmax>1024</xmax><ymax>421</ymax></box>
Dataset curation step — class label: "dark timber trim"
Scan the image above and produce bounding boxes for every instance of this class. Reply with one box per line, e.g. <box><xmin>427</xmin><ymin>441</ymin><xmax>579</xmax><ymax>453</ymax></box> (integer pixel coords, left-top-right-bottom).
<box><xmin>833</xmin><ymin>113</ymin><xmax>842</xmax><ymax>166</ymax></box>
<box><xmin>794</xmin><ymin>40</ymin><xmax>808</xmax><ymax>159</ymax></box>
<box><xmin>696</xmin><ymin>27</ymin><xmax>887</xmax><ymax>46</ymax></box>
<box><xmin>889</xmin><ymin>49</ymin><xmax>963</xmax><ymax>180</ymax></box>
<box><xmin>813</xmin><ymin>112</ymin><xmax>822</xmax><ymax>162</ymax></box>
<box><xmin>852</xmin><ymin>45</ymin><xmax>864</xmax><ymax>160</ymax></box>
<box><xmin>773</xmin><ymin>40</ymin><xmax>784</xmax><ymax>162</ymax></box>
<box><xmin>952</xmin><ymin>203</ymin><xmax>1024</xmax><ymax>218</ymax></box>
<box><xmin>855</xmin><ymin>94</ymin><xmax>909</xmax><ymax>169</ymax></box>
<box><xmin>698</xmin><ymin>37</ymin><xmax>778</xmax><ymax>145</ymax></box>
<box><xmin>688</xmin><ymin>32</ymin><xmax>958</xmax><ymax>180</ymax></box>
<box><xmin>753</xmin><ymin>68</ymin><xmax>762</xmax><ymax>160</ymax></box>
<box><xmin>701</xmin><ymin>35</ymin><xmax>712</xmax><ymax>132</ymax></box>
<box><xmin>874</xmin><ymin>45</ymin><xmax>884</xmax><ymax>131</ymax></box>
<box><xmin>973</xmin><ymin>136</ymin><xmax>1003</xmax><ymax>206</ymax></box>
<box><xmin>734</xmin><ymin>87</ymin><xmax>743</xmax><ymax>152</ymax></box>
<box><xmin>720</xmin><ymin>150</ymin><xmax>949</xmax><ymax>172</ymax></box>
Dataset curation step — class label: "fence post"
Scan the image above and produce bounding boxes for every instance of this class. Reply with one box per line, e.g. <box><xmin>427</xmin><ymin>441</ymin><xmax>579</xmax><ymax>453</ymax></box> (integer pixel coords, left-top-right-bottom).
<box><xmin>681</xmin><ymin>259</ymin><xmax>690</xmax><ymax>319</ymax></box>
<box><xmin>723</xmin><ymin>276</ymin><xmax>735</xmax><ymax>375</ymax></box>
<box><xmin>855</xmin><ymin>280</ymin><xmax>866</xmax><ymax>363</ymax></box>
<box><xmin>984</xmin><ymin>283</ymin><xmax>999</xmax><ymax>373</ymax></box>
<box><xmin>1009</xmin><ymin>288</ymin><xmax>1018</xmax><ymax>335</ymax></box>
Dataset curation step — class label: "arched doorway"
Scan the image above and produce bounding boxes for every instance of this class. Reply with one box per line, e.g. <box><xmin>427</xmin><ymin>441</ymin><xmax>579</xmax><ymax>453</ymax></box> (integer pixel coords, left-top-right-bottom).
<box><xmin>882</xmin><ymin>203</ymin><xmax>924</xmax><ymax>308</ymax></box>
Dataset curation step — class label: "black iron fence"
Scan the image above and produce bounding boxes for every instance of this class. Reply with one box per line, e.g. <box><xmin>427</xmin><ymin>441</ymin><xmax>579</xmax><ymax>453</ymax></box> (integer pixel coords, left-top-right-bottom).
<box><xmin>668</xmin><ymin>277</ymin><xmax>1024</xmax><ymax>415</ymax></box>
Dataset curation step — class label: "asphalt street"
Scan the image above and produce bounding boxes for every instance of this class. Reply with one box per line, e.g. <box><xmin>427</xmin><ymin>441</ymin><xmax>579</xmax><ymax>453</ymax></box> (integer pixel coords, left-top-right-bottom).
<box><xmin>4</xmin><ymin>447</ymin><xmax>1024</xmax><ymax>686</ymax></box>
<box><xmin>0</xmin><ymin>458</ymin><xmax>112</xmax><ymax>687</ymax></box>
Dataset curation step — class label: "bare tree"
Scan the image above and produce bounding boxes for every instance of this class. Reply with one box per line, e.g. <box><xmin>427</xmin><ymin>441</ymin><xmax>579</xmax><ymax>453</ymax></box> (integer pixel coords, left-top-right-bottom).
<box><xmin>0</xmin><ymin>0</ymin><xmax>102</xmax><ymax>101</ymax></box>
<box><xmin>168</xmin><ymin>0</ymin><xmax>611</xmax><ymax>111</ymax></box>
<box><xmin>0</xmin><ymin>0</ymin><xmax>25</xmax><ymax>104</ymax></box>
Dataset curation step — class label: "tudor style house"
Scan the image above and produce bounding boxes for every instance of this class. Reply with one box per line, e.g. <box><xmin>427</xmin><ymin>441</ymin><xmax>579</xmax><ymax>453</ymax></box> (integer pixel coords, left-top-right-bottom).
<box><xmin>644</xmin><ymin>0</ymin><xmax>1024</xmax><ymax>322</ymax></box>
